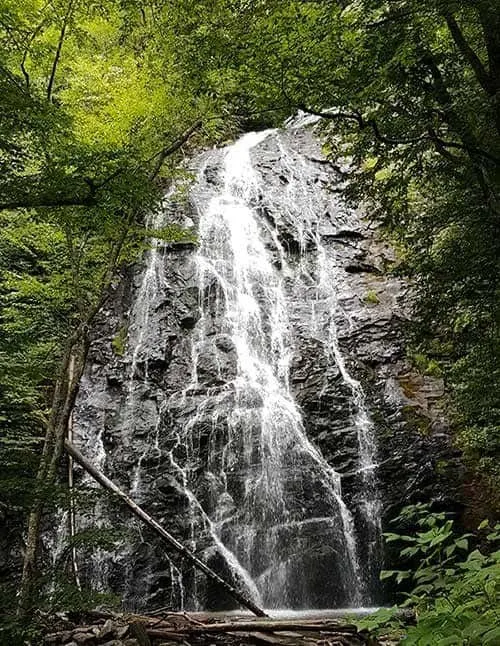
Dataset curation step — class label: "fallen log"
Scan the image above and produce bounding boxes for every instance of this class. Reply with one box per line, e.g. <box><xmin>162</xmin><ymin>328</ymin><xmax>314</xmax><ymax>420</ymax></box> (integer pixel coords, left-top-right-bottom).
<box><xmin>146</xmin><ymin>620</ymin><xmax>359</xmax><ymax>635</ymax></box>
<box><xmin>64</xmin><ymin>439</ymin><xmax>267</xmax><ymax>617</ymax></box>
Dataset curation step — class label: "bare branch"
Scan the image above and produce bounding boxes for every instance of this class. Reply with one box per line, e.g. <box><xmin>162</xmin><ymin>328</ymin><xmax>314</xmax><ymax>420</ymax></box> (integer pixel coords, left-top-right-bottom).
<box><xmin>147</xmin><ymin>119</ymin><xmax>203</xmax><ymax>180</ymax></box>
<box><xmin>47</xmin><ymin>0</ymin><xmax>75</xmax><ymax>102</ymax></box>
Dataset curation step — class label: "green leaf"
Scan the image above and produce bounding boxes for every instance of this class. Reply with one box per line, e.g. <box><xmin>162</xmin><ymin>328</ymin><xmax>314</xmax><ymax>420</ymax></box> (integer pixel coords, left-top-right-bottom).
<box><xmin>455</xmin><ymin>538</ymin><xmax>469</xmax><ymax>550</ymax></box>
<box><xmin>396</xmin><ymin>571</ymin><xmax>411</xmax><ymax>584</ymax></box>
<box><xmin>384</xmin><ymin>532</ymin><xmax>416</xmax><ymax>543</ymax></box>
<box><xmin>380</xmin><ymin>569</ymin><xmax>400</xmax><ymax>580</ymax></box>
<box><xmin>374</xmin><ymin>167</ymin><xmax>391</xmax><ymax>181</ymax></box>
<box><xmin>435</xmin><ymin>637</ymin><xmax>462</xmax><ymax>645</ymax></box>
<box><xmin>362</xmin><ymin>156</ymin><xmax>378</xmax><ymax>170</ymax></box>
<box><xmin>483</xmin><ymin>626</ymin><xmax>500</xmax><ymax>645</ymax></box>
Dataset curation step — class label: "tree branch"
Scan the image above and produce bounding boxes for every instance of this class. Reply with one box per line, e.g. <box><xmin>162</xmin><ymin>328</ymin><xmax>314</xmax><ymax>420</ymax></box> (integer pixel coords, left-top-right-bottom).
<box><xmin>299</xmin><ymin>104</ymin><xmax>426</xmax><ymax>145</ymax></box>
<box><xmin>47</xmin><ymin>0</ymin><xmax>75</xmax><ymax>101</ymax></box>
<box><xmin>147</xmin><ymin>119</ymin><xmax>203</xmax><ymax>180</ymax></box>
<box><xmin>443</xmin><ymin>11</ymin><xmax>494</xmax><ymax>96</ymax></box>
<box><xmin>477</xmin><ymin>4</ymin><xmax>500</xmax><ymax>88</ymax></box>
<box><xmin>0</xmin><ymin>121</ymin><xmax>202</xmax><ymax>211</ymax></box>
<box><xmin>64</xmin><ymin>438</ymin><xmax>268</xmax><ymax>617</ymax></box>
<box><xmin>300</xmin><ymin>105</ymin><xmax>500</xmax><ymax>165</ymax></box>
<box><xmin>0</xmin><ymin>64</ymin><xmax>29</xmax><ymax>95</ymax></box>
<box><xmin>20</xmin><ymin>14</ymin><xmax>51</xmax><ymax>92</ymax></box>
<box><xmin>90</xmin><ymin>120</ymin><xmax>204</xmax><ymax>192</ymax></box>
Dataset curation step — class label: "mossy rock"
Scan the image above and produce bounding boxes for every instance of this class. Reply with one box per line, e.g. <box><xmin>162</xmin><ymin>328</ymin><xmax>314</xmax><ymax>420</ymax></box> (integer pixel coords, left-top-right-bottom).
<box><xmin>111</xmin><ymin>324</ymin><xmax>128</xmax><ymax>356</ymax></box>
<box><xmin>402</xmin><ymin>405</ymin><xmax>432</xmax><ymax>436</ymax></box>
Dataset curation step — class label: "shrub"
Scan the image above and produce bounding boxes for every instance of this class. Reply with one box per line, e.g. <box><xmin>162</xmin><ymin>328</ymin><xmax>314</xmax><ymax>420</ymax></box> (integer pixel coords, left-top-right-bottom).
<box><xmin>357</xmin><ymin>504</ymin><xmax>500</xmax><ymax>645</ymax></box>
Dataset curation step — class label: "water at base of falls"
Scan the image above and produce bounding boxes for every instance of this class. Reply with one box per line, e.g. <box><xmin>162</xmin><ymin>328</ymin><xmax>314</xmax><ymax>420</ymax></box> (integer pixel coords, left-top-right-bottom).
<box><xmin>70</xmin><ymin>121</ymin><xmax>383</xmax><ymax>612</ymax></box>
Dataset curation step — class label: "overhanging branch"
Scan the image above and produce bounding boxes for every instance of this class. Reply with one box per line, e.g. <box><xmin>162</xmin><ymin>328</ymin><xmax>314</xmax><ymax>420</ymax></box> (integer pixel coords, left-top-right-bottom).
<box><xmin>300</xmin><ymin>105</ymin><xmax>500</xmax><ymax>165</ymax></box>
<box><xmin>0</xmin><ymin>120</ymin><xmax>203</xmax><ymax>211</ymax></box>
<box><xmin>147</xmin><ymin>119</ymin><xmax>203</xmax><ymax>180</ymax></box>
<box><xmin>299</xmin><ymin>104</ymin><xmax>427</xmax><ymax>145</ymax></box>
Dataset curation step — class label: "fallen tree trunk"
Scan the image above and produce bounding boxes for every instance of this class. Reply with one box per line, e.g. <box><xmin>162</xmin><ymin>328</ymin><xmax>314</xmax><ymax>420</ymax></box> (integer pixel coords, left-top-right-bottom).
<box><xmin>64</xmin><ymin>439</ymin><xmax>267</xmax><ymax>617</ymax></box>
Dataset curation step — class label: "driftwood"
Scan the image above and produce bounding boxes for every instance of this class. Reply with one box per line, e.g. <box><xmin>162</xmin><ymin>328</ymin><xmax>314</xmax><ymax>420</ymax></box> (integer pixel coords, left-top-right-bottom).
<box><xmin>64</xmin><ymin>439</ymin><xmax>267</xmax><ymax>617</ymax></box>
<box><xmin>147</xmin><ymin>619</ymin><xmax>359</xmax><ymax>634</ymax></box>
<box><xmin>43</xmin><ymin>612</ymin><xmax>378</xmax><ymax>645</ymax></box>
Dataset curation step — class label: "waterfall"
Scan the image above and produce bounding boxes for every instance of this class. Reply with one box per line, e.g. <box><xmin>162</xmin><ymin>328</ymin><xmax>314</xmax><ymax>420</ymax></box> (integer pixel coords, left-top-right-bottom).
<box><xmin>70</xmin><ymin>120</ymin><xmax>384</xmax><ymax>611</ymax></box>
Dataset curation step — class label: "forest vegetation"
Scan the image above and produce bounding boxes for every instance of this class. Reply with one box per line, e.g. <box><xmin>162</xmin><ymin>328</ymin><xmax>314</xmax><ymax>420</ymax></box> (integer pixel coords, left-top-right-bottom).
<box><xmin>0</xmin><ymin>0</ymin><xmax>499</xmax><ymax>644</ymax></box>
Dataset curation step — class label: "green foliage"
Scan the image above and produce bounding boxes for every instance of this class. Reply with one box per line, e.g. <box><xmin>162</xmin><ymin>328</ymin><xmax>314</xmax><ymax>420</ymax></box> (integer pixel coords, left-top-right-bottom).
<box><xmin>359</xmin><ymin>505</ymin><xmax>500</xmax><ymax>645</ymax></box>
<box><xmin>0</xmin><ymin>601</ymin><xmax>43</xmax><ymax>646</ymax></box>
<box><xmin>48</xmin><ymin>581</ymin><xmax>120</xmax><ymax>614</ymax></box>
<box><xmin>354</xmin><ymin>606</ymin><xmax>405</xmax><ymax>642</ymax></box>
<box><xmin>410</xmin><ymin>353</ymin><xmax>443</xmax><ymax>378</ymax></box>
<box><xmin>363</xmin><ymin>289</ymin><xmax>380</xmax><ymax>305</ymax></box>
<box><xmin>111</xmin><ymin>324</ymin><xmax>128</xmax><ymax>357</ymax></box>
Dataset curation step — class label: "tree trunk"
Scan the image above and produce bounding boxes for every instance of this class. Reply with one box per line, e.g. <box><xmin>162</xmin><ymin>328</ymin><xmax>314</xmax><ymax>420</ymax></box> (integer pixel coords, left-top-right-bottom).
<box><xmin>17</xmin><ymin>340</ymin><xmax>88</xmax><ymax>616</ymax></box>
<box><xmin>17</xmin><ymin>211</ymin><xmax>136</xmax><ymax>617</ymax></box>
<box><xmin>64</xmin><ymin>439</ymin><xmax>268</xmax><ymax>618</ymax></box>
<box><xmin>67</xmin><ymin>412</ymin><xmax>81</xmax><ymax>589</ymax></box>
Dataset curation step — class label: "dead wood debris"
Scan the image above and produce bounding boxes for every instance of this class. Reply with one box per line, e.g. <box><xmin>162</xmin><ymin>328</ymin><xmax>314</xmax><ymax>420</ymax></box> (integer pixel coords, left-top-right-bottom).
<box><xmin>42</xmin><ymin>612</ymin><xmax>381</xmax><ymax>646</ymax></box>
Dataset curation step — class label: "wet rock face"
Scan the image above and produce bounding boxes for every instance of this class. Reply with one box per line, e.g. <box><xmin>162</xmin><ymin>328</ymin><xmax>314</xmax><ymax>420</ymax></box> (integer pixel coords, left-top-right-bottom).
<box><xmin>68</xmin><ymin>124</ymin><xmax>462</xmax><ymax>612</ymax></box>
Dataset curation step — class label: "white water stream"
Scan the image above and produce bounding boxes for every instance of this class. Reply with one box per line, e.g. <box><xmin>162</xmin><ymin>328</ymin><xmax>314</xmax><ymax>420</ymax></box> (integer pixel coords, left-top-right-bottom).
<box><xmin>166</xmin><ymin>128</ymin><xmax>380</xmax><ymax>607</ymax></box>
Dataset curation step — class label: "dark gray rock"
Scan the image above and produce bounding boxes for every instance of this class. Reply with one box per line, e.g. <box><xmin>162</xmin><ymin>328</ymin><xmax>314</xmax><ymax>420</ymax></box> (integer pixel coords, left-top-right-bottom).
<box><xmin>72</xmin><ymin>633</ymin><xmax>95</xmax><ymax>645</ymax></box>
<box><xmin>62</xmin><ymin>122</ymin><xmax>463</xmax><ymax>613</ymax></box>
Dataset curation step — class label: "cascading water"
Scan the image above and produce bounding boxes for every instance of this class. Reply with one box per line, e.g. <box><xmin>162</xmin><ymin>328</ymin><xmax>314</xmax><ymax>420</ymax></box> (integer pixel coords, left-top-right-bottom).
<box><xmin>265</xmin><ymin>128</ymin><xmax>382</xmax><ymax>584</ymax></box>
<box><xmin>70</xmin><ymin>119</ymin><xmax>385</xmax><ymax>611</ymax></box>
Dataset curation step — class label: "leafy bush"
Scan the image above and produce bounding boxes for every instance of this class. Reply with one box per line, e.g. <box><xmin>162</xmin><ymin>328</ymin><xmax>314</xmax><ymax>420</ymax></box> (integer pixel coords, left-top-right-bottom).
<box><xmin>358</xmin><ymin>504</ymin><xmax>500</xmax><ymax>645</ymax></box>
